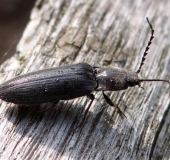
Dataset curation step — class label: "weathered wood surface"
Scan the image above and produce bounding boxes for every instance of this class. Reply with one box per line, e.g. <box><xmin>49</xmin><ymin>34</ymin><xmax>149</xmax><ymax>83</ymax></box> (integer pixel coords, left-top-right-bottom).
<box><xmin>0</xmin><ymin>0</ymin><xmax>169</xmax><ymax>160</ymax></box>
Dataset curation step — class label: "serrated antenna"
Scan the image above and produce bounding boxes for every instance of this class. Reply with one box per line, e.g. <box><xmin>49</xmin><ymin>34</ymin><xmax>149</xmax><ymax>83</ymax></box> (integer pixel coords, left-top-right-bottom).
<box><xmin>136</xmin><ymin>17</ymin><xmax>154</xmax><ymax>73</ymax></box>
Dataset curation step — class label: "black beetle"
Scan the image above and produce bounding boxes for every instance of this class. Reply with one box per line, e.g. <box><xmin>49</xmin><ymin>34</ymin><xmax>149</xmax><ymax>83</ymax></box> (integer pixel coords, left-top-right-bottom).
<box><xmin>0</xmin><ymin>18</ymin><xmax>169</xmax><ymax>117</ymax></box>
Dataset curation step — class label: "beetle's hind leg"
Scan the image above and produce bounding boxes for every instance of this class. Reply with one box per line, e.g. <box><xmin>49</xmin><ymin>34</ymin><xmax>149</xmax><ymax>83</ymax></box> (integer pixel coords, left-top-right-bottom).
<box><xmin>39</xmin><ymin>100</ymin><xmax>60</xmax><ymax>113</ymax></box>
<box><xmin>102</xmin><ymin>91</ymin><xmax>126</xmax><ymax>118</ymax></box>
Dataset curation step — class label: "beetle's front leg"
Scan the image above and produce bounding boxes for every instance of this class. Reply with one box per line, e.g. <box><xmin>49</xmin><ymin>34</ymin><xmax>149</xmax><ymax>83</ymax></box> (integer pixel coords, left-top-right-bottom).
<box><xmin>102</xmin><ymin>91</ymin><xmax>126</xmax><ymax>118</ymax></box>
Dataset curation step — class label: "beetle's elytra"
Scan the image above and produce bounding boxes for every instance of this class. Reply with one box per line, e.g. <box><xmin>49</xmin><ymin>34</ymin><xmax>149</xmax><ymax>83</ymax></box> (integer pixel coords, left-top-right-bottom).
<box><xmin>0</xmin><ymin>63</ymin><xmax>97</xmax><ymax>104</ymax></box>
<box><xmin>0</xmin><ymin>18</ymin><xmax>169</xmax><ymax>116</ymax></box>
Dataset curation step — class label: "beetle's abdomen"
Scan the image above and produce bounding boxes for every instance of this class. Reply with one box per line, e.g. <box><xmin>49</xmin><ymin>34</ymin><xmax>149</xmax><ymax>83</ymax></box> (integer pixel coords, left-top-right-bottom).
<box><xmin>0</xmin><ymin>63</ymin><xmax>97</xmax><ymax>104</ymax></box>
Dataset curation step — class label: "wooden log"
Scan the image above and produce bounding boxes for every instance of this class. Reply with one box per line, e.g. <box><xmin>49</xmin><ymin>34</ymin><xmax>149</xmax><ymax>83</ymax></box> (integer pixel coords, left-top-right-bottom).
<box><xmin>0</xmin><ymin>0</ymin><xmax>169</xmax><ymax>159</ymax></box>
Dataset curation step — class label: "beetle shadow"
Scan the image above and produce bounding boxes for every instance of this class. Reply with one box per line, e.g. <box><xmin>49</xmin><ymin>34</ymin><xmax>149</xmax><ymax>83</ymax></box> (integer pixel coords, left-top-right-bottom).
<box><xmin>5</xmin><ymin>101</ymin><xmax>76</xmax><ymax>126</ymax></box>
<box><xmin>4</xmin><ymin>100</ymin><xmax>136</xmax><ymax>158</ymax></box>
<box><xmin>5</xmin><ymin>100</ymin><xmax>130</xmax><ymax>130</ymax></box>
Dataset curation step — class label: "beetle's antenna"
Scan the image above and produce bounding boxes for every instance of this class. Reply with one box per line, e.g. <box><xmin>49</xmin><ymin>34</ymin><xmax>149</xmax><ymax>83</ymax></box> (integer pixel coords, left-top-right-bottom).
<box><xmin>140</xmin><ymin>79</ymin><xmax>170</xmax><ymax>85</ymax></box>
<box><xmin>136</xmin><ymin>18</ymin><xmax>170</xmax><ymax>93</ymax></box>
<box><xmin>137</xmin><ymin>17</ymin><xmax>154</xmax><ymax>73</ymax></box>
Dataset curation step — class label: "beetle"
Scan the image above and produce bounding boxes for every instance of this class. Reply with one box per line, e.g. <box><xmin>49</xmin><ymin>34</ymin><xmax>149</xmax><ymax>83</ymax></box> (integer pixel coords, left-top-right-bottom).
<box><xmin>0</xmin><ymin>18</ymin><xmax>169</xmax><ymax>117</ymax></box>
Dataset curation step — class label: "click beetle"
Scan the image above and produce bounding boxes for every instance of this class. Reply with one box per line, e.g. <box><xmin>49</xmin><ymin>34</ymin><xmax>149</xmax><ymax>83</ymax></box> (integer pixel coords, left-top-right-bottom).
<box><xmin>0</xmin><ymin>18</ymin><xmax>169</xmax><ymax>117</ymax></box>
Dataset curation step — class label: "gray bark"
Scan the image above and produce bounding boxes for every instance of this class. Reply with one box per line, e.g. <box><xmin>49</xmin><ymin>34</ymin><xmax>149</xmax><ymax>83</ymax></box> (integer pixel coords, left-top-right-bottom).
<box><xmin>0</xmin><ymin>0</ymin><xmax>169</xmax><ymax>160</ymax></box>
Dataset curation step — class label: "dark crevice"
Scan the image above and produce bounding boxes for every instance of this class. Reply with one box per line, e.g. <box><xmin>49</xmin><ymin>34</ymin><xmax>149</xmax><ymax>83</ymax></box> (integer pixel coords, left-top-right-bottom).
<box><xmin>149</xmin><ymin>102</ymin><xmax>170</xmax><ymax>160</ymax></box>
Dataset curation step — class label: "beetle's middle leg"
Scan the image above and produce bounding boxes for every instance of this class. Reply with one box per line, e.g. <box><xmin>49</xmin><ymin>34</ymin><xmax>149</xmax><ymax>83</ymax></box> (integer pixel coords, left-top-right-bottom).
<box><xmin>78</xmin><ymin>94</ymin><xmax>95</xmax><ymax>127</ymax></box>
<box><xmin>102</xmin><ymin>91</ymin><xmax>126</xmax><ymax>118</ymax></box>
<box><xmin>82</xmin><ymin>94</ymin><xmax>95</xmax><ymax>122</ymax></box>
<box><xmin>76</xmin><ymin>94</ymin><xmax>94</xmax><ymax>129</ymax></box>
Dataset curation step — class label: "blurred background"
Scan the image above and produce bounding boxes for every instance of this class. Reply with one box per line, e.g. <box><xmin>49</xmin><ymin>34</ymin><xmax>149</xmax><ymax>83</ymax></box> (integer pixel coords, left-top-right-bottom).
<box><xmin>0</xmin><ymin>0</ymin><xmax>36</xmax><ymax>64</ymax></box>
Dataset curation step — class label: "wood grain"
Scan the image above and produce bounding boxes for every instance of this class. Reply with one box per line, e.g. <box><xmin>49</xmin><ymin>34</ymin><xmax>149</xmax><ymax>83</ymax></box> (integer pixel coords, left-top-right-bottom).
<box><xmin>0</xmin><ymin>0</ymin><xmax>169</xmax><ymax>160</ymax></box>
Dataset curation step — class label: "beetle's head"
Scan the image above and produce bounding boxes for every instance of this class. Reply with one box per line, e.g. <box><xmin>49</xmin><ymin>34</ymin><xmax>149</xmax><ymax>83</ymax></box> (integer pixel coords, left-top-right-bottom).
<box><xmin>126</xmin><ymin>70</ymin><xmax>170</xmax><ymax>90</ymax></box>
<box><xmin>126</xmin><ymin>71</ymin><xmax>141</xmax><ymax>87</ymax></box>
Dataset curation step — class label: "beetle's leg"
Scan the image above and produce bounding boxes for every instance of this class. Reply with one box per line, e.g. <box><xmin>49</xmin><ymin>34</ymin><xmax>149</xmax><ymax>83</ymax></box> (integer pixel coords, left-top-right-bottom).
<box><xmin>78</xmin><ymin>94</ymin><xmax>95</xmax><ymax>127</ymax></box>
<box><xmin>102</xmin><ymin>91</ymin><xmax>126</xmax><ymax>118</ymax></box>
<box><xmin>76</xmin><ymin>94</ymin><xmax>94</xmax><ymax>130</ymax></box>
<box><xmin>82</xmin><ymin>94</ymin><xmax>95</xmax><ymax>122</ymax></box>
<box><xmin>40</xmin><ymin>100</ymin><xmax>60</xmax><ymax>113</ymax></box>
